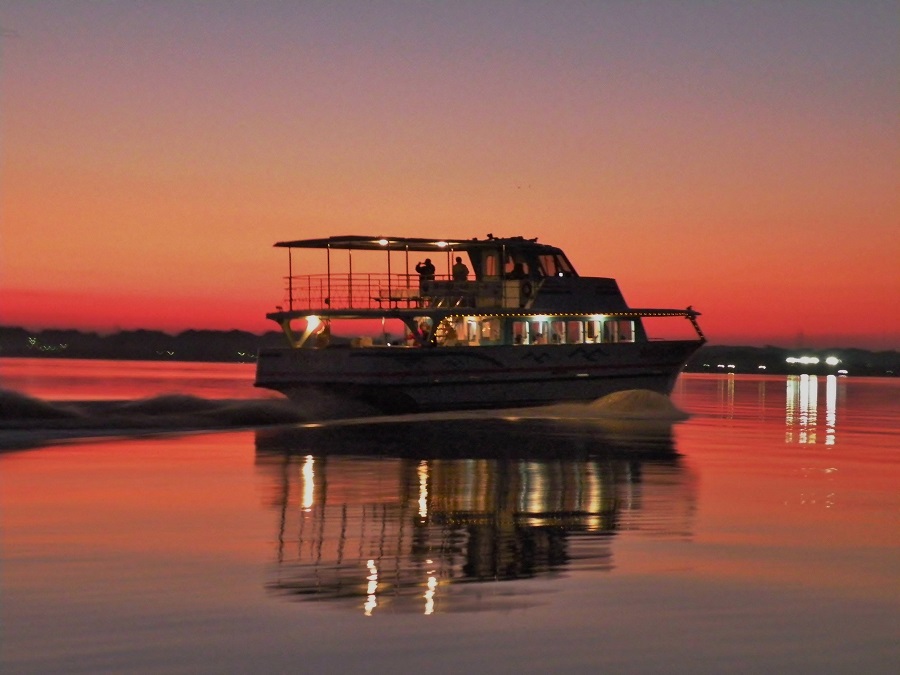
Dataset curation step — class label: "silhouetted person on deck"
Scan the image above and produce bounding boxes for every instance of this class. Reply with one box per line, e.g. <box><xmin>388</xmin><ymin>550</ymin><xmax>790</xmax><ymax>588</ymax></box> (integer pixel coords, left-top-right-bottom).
<box><xmin>452</xmin><ymin>256</ymin><xmax>469</xmax><ymax>281</ymax></box>
<box><xmin>508</xmin><ymin>261</ymin><xmax>526</xmax><ymax>279</ymax></box>
<box><xmin>415</xmin><ymin>258</ymin><xmax>436</xmax><ymax>289</ymax></box>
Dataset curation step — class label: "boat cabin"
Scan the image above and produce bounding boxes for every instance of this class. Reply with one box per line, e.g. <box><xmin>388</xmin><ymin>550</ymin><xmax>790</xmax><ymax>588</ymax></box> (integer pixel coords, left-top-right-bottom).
<box><xmin>267</xmin><ymin>234</ymin><xmax>703</xmax><ymax>349</ymax></box>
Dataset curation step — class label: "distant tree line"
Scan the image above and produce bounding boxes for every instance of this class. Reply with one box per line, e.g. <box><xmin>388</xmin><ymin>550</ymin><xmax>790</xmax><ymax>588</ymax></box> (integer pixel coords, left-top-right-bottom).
<box><xmin>0</xmin><ymin>326</ymin><xmax>285</xmax><ymax>363</ymax></box>
<box><xmin>0</xmin><ymin>326</ymin><xmax>896</xmax><ymax>376</ymax></box>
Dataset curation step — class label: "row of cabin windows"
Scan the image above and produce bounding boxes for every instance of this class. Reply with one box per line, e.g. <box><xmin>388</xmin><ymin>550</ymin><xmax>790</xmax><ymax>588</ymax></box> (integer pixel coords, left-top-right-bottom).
<box><xmin>511</xmin><ymin>319</ymin><xmax>634</xmax><ymax>345</ymax></box>
<box><xmin>434</xmin><ymin>318</ymin><xmax>635</xmax><ymax>346</ymax></box>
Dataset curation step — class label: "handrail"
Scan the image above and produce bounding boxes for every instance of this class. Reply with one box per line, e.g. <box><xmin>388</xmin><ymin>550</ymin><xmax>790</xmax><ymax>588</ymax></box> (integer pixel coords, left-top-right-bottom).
<box><xmin>282</xmin><ymin>273</ymin><xmax>504</xmax><ymax>311</ymax></box>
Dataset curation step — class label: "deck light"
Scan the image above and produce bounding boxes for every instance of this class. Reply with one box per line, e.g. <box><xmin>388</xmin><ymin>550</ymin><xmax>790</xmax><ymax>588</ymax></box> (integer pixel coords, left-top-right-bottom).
<box><xmin>825</xmin><ymin>356</ymin><xmax>840</xmax><ymax>366</ymax></box>
<box><xmin>436</xmin><ymin>241</ymin><xmax>448</xmax><ymax>248</ymax></box>
<box><xmin>377</xmin><ymin>239</ymin><xmax>389</xmax><ymax>246</ymax></box>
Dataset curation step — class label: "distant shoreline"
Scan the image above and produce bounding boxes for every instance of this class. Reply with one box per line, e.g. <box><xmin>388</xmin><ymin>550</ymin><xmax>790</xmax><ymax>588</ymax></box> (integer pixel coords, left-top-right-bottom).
<box><xmin>1</xmin><ymin>326</ymin><xmax>896</xmax><ymax>377</ymax></box>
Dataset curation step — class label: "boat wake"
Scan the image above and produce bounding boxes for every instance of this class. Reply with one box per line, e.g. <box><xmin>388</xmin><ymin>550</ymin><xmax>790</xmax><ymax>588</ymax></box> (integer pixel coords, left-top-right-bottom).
<box><xmin>0</xmin><ymin>388</ymin><xmax>687</xmax><ymax>451</ymax></box>
<box><xmin>0</xmin><ymin>389</ymin><xmax>312</xmax><ymax>450</ymax></box>
<box><xmin>582</xmin><ymin>389</ymin><xmax>689</xmax><ymax>420</ymax></box>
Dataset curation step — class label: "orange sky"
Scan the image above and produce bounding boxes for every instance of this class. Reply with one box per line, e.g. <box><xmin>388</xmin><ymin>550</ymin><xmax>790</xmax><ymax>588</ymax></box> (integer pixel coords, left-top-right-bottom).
<box><xmin>1</xmin><ymin>2</ymin><xmax>898</xmax><ymax>349</ymax></box>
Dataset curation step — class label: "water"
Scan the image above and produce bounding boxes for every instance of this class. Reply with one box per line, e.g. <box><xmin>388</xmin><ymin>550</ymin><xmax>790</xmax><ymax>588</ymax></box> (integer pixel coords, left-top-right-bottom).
<box><xmin>1</xmin><ymin>359</ymin><xmax>898</xmax><ymax>673</ymax></box>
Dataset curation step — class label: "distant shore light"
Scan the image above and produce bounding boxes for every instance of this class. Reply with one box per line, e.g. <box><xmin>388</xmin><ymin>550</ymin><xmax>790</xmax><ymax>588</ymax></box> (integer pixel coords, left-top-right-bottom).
<box><xmin>786</xmin><ymin>356</ymin><xmax>820</xmax><ymax>365</ymax></box>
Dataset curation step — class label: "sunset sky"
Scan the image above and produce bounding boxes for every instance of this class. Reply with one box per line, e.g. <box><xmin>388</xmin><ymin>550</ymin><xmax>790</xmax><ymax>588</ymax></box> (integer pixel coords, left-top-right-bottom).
<box><xmin>1</xmin><ymin>1</ymin><xmax>897</xmax><ymax>349</ymax></box>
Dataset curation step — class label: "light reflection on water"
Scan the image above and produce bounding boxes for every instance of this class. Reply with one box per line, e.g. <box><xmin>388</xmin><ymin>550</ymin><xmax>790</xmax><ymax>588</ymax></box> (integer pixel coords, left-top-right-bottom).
<box><xmin>255</xmin><ymin>419</ymin><xmax>693</xmax><ymax>615</ymax></box>
<box><xmin>674</xmin><ymin>372</ymin><xmax>857</xmax><ymax>446</ymax></box>
<box><xmin>784</xmin><ymin>374</ymin><xmax>843</xmax><ymax>445</ymax></box>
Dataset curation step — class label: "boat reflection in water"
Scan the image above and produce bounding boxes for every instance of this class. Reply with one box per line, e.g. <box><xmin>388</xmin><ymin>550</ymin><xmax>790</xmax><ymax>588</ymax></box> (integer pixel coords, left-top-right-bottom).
<box><xmin>255</xmin><ymin>414</ymin><xmax>695</xmax><ymax>614</ymax></box>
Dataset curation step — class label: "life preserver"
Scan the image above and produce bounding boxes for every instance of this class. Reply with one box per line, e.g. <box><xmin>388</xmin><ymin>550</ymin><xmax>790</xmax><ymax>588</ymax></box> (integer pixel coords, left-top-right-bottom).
<box><xmin>521</xmin><ymin>281</ymin><xmax>534</xmax><ymax>298</ymax></box>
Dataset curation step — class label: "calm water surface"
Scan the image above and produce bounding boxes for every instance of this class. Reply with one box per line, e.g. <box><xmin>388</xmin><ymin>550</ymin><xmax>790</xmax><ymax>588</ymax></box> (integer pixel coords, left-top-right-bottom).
<box><xmin>1</xmin><ymin>359</ymin><xmax>898</xmax><ymax>673</ymax></box>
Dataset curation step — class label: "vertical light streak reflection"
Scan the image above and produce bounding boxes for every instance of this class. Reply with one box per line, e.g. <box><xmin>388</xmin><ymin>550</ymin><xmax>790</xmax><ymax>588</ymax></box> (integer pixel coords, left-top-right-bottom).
<box><xmin>727</xmin><ymin>374</ymin><xmax>735</xmax><ymax>418</ymax></box>
<box><xmin>808</xmin><ymin>376</ymin><xmax>819</xmax><ymax>433</ymax></box>
<box><xmin>785</xmin><ymin>377</ymin><xmax>797</xmax><ymax>443</ymax></box>
<box><xmin>825</xmin><ymin>375</ymin><xmax>837</xmax><ymax>446</ymax></box>
<box><xmin>585</xmin><ymin>462</ymin><xmax>603</xmax><ymax>531</ymax></box>
<box><xmin>301</xmin><ymin>455</ymin><xmax>314</xmax><ymax>511</ymax></box>
<box><xmin>424</xmin><ymin>570</ymin><xmax>437</xmax><ymax>615</ymax></box>
<box><xmin>757</xmin><ymin>379</ymin><xmax>766</xmax><ymax>418</ymax></box>
<box><xmin>786</xmin><ymin>375</ymin><xmax>823</xmax><ymax>444</ymax></box>
<box><xmin>417</xmin><ymin>460</ymin><xmax>429</xmax><ymax>521</ymax></box>
<box><xmin>519</xmin><ymin>462</ymin><xmax>546</xmax><ymax>518</ymax></box>
<box><xmin>717</xmin><ymin>375</ymin><xmax>736</xmax><ymax>419</ymax></box>
<box><xmin>804</xmin><ymin>375</ymin><xmax>818</xmax><ymax>444</ymax></box>
<box><xmin>364</xmin><ymin>559</ymin><xmax>378</xmax><ymax>616</ymax></box>
<box><xmin>798</xmin><ymin>375</ymin><xmax>810</xmax><ymax>442</ymax></box>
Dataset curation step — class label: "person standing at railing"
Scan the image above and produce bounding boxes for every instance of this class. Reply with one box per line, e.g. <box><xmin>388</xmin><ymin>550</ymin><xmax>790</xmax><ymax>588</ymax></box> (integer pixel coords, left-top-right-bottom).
<box><xmin>415</xmin><ymin>258</ymin><xmax>435</xmax><ymax>291</ymax></box>
<box><xmin>452</xmin><ymin>256</ymin><xmax>469</xmax><ymax>281</ymax></box>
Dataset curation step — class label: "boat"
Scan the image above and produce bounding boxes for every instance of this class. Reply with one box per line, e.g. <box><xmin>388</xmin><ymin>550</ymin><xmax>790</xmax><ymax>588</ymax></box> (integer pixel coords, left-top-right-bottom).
<box><xmin>254</xmin><ymin>234</ymin><xmax>706</xmax><ymax>413</ymax></box>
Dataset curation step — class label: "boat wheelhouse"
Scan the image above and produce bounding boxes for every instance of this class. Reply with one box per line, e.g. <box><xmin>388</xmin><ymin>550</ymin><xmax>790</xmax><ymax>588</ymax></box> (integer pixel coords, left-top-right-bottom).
<box><xmin>255</xmin><ymin>234</ymin><xmax>705</xmax><ymax>412</ymax></box>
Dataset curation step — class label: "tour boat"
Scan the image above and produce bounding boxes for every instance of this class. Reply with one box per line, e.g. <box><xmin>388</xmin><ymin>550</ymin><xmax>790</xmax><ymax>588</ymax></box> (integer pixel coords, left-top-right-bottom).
<box><xmin>254</xmin><ymin>234</ymin><xmax>705</xmax><ymax>412</ymax></box>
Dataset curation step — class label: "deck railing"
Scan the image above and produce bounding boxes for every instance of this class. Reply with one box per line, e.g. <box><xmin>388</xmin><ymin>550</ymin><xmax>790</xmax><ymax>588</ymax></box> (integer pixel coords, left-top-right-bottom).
<box><xmin>281</xmin><ymin>273</ymin><xmax>517</xmax><ymax>312</ymax></box>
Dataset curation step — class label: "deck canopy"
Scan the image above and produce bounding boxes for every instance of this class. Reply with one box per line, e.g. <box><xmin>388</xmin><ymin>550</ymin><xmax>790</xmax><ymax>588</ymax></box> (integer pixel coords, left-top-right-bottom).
<box><xmin>273</xmin><ymin>234</ymin><xmax>566</xmax><ymax>256</ymax></box>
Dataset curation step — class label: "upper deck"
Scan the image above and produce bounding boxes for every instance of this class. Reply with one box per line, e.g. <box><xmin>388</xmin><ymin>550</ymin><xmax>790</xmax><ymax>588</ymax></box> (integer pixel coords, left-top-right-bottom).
<box><xmin>264</xmin><ymin>234</ymin><xmax>705</xmax><ymax>343</ymax></box>
<box><xmin>270</xmin><ymin>234</ymin><xmax>636</xmax><ymax>316</ymax></box>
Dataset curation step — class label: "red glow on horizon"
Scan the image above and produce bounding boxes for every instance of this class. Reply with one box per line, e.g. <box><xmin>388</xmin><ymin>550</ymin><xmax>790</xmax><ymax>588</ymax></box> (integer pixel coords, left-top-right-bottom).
<box><xmin>1</xmin><ymin>3</ymin><xmax>896</xmax><ymax>351</ymax></box>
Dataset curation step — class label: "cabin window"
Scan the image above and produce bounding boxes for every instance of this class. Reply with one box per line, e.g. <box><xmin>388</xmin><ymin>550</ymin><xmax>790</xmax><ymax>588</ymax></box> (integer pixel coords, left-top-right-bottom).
<box><xmin>533</xmin><ymin>253</ymin><xmax>577</xmax><ymax>277</ymax></box>
<box><xmin>549</xmin><ymin>320</ymin><xmax>566</xmax><ymax>344</ymax></box>
<box><xmin>512</xmin><ymin>320</ymin><xmax>528</xmax><ymax>345</ymax></box>
<box><xmin>617</xmin><ymin>320</ymin><xmax>635</xmax><ymax>342</ymax></box>
<box><xmin>566</xmin><ymin>321</ymin><xmax>584</xmax><ymax>344</ymax></box>
<box><xmin>555</xmin><ymin>254</ymin><xmax>576</xmax><ymax>276</ymax></box>
<box><xmin>602</xmin><ymin>321</ymin><xmax>612</xmax><ymax>343</ymax></box>
<box><xmin>480</xmin><ymin>318</ymin><xmax>500</xmax><ymax>344</ymax></box>
<box><xmin>603</xmin><ymin>320</ymin><xmax>635</xmax><ymax>343</ymax></box>
<box><xmin>540</xmin><ymin>254</ymin><xmax>573</xmax><ymax>277</ymax></box>
<box><xmin>504</xmin><ymin>254</ymin><xmax>530</xmax><ymax>279</ymax></box>
<box><xmin>449</xmin><ymin>318</ymin><xmax>466</xmax><ymax>346</ymax></box>
<box><xmin>586</xmin><ymin>319</ymin><xmax>603</xmax><ymax>343</ymax></box>
<box><xmin>537</xmin><ymin>255</ymin><xmax>554</xmax><ymax>277</ymax></box>
<box><xmin>530</xmin><ymin>319</ymin><xmax>547</xmax><ymax>344</ymax></box>
<box><xmin>482</xmin><ymin>253</ymin><xmax>500</xmax><ymax>279</ymax></box>
<box><xmin>466</xmin><ymin>318</ymin><xmax>479</xmax><ymax>344</ymax></box>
